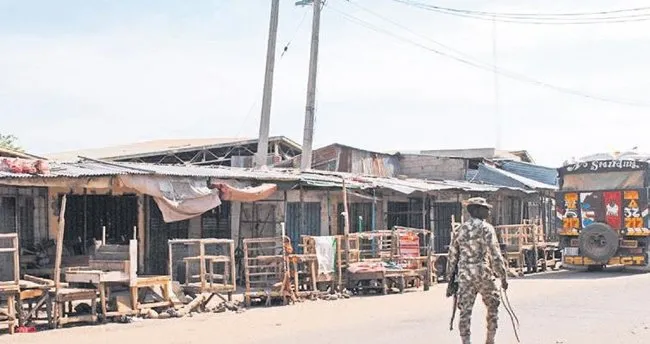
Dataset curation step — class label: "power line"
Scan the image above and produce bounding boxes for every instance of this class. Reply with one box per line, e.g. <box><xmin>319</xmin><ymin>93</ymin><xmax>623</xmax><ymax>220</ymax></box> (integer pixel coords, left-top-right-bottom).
<box><xmin>392</xmin><ymin>1</ymin><xmax>650</xmax><ymax>18</ymax></box>
<box><xmin>329</xmin><ymin>1</ymin><xmax>650</xmax><ymax>107</ymax></box>
<box><xmin>393</xmin><ymin>0</ymin><xmax>650</xmax><ymax>25</ymax></box>
<box><xmin>234</xmin><ymin>7</ymin><xmax>312</xmax><ymax>140</ymax></box>
<box><xmin>281</xmin><ymin>8</ymin><xmax>310</xmax><ymax>58</ymax></box>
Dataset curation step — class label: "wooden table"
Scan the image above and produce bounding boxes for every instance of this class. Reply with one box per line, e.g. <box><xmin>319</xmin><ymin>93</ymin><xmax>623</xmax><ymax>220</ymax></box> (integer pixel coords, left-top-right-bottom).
<box><xmin>65</xmin><ymin>269</ymin><xmax>173</xmax><ymax>319</ymax></box>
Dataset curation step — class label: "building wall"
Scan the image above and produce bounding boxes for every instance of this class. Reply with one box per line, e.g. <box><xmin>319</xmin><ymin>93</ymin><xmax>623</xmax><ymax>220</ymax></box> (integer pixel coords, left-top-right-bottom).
<box><xmin>0</xmin><ymin>186</ymin><xmax>49</xmax><ymax>245</ymax></box>
<box><xmin>399</xmin><ymin>155</ymin><xmax>467</xmax><ymax>180</ymax></box>
<box><xmin>294</xmin><ymin>144</ymin><xmax>400</xmax><ymax>177</ymax></box>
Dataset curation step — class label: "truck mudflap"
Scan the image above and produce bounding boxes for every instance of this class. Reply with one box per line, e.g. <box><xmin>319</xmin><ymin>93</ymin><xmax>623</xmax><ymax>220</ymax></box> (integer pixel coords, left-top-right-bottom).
<box><xmin>564</xmin><ymin>255</ymin><xmax>647</xmax><ymax>266</ymax></box>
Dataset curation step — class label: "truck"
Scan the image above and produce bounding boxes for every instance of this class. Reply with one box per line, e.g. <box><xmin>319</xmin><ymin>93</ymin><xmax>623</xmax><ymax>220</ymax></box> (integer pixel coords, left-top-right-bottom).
<box><xmin>557</xmin><ymin>156</ymin><xmax>650</xmax><ymax>271</ymax></box>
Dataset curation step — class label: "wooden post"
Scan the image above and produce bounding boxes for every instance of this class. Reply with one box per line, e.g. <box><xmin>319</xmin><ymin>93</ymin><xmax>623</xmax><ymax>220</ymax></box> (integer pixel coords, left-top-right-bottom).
<box><xmin>199</xmin><ymin>241</ymin><xmax>206</xmax><ymax>290</ymax></box>
<box><xmin>52</xmin><ymin>194</ymin><xmax>67</xmax><ymax>325</ymax></box>
<box><xmin>53</xmin><ymin>195</ymin><xmax>67</xmax><ymax>292</ymax></box>
<box><xmin>421</xmin><ymin>193</ymin><xmax>426</xmax><ymax>230</ymax></box>
<box><xmin>12</xmin><ymin>234</ymin><xmax>19</xmax><ymax>284</ymax></box>
<box><xmin>168</xmin><ymin>241</ymin><xmax>173</xmax><ymax>278</ymax></box>
<box><xmin>230</xmin><ymin>240</ymin><xmax>236</xmax><ymax>291</ymax></box>
<box><xmin>342</xmin><ymin>178</ymin><xmax>351</xmax><ymax>268</ymax></box>
<box><xmin>299</xmin><ymin>186</ymin><xmax>305</xmax><ymax>250</ymax></box>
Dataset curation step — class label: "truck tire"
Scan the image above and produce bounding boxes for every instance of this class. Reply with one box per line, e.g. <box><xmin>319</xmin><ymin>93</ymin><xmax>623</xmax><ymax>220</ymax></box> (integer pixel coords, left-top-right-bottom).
<box><xmin>586</xmin><ymin>264</ymin><xmax>604</xmax><ymax>272</ymax></box>
<box><xmin>579</xmin><ymin>222</ymin><xmax>618</xmax><ymax>264</ymax></box>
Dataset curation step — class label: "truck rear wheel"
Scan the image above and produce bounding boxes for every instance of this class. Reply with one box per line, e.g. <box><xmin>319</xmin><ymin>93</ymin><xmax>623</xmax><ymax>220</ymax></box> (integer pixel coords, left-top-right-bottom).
<box><xmin>579</xmin><ymin>222</ymin><xmax>618</xmax><ymax>263</ymax></box>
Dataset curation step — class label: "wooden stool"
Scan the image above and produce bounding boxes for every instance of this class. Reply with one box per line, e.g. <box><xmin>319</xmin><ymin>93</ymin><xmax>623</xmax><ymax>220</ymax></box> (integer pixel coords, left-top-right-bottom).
<box><xmin>50</xmin><ymin>288</ymin><xmax>98</xmax><ymax>329</ymax></box>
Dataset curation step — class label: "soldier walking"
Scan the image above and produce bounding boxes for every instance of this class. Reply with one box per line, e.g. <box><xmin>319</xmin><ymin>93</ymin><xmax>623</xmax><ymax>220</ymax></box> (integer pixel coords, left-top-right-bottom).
<box><xmin>447</xmin><ymin>197</ymin><xmax>508</xmax><ymax>344</ymax></box>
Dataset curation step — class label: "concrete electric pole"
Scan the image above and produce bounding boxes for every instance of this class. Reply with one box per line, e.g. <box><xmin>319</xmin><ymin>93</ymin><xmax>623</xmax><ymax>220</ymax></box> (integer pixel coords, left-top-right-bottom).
<box><xmin>254</xmin><ymin>0</ymin><xmax>280</xmax><ymax>169</ymax></box>
<box><xmin>298</xmin><ymin>0</ymin><xmax>322</xmax><ymax>171</ymax></box>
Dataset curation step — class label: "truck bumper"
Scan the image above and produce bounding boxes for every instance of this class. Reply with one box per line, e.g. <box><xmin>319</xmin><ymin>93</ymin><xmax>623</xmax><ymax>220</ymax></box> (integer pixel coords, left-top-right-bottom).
<box><xmin>563</xmin><ymin>255</ymin><xmax>647</xmax><ymax>266</ymax></box>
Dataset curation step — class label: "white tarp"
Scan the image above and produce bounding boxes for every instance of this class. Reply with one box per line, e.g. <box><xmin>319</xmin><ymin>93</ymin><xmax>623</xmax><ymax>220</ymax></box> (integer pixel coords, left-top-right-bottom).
<box><xmin>313</xmin><ymin>236</ymin><xmax>336</xmax><ymax>274</ymax></box>
<box><xmin>118</xmin><ymin>175</ymin><xmax>221</xmax><ymax>223</ymax></box>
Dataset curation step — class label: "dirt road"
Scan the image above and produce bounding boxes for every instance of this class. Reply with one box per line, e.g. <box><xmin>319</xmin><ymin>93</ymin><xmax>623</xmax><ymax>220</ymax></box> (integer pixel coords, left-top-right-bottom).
<box><xmin>6</xmin><ymin>268</ymin><xmax>650</xmax><ymax>344</ymax></box>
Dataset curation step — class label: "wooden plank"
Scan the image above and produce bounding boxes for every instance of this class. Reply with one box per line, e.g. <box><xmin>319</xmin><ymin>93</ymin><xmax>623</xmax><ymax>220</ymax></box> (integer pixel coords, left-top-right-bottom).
<box><xmin>138</xmin><ymin>301</ymin><xmax>173</xmax><ymax>309</ymax></box>
<box><xmin>53</xmin><ymin>195</ymin><xmax>67</xmax><ymax>292</ymax></box>
<box><xmin>168</xmin><ymin>238</ymin><xmax>234</xmax><ymax>245</ymax></box>
<box><xmin>23</xmin><ymin>274</ymin><xmax>54</xmax><ymax>286</ymax></box>
<box><xmin>136</xmin><ymin>276</ymin><xmax>171</xmax><ymax>288</ymax></box>
<box><xmin>19</xmin><ymin>288</ymin><xmax>44</xmax><ymax>300</ymax></box>
<box><xmin>58</xmin><ymin>314</ymin><xmax>97</xmax><ymax>326</ymax></box>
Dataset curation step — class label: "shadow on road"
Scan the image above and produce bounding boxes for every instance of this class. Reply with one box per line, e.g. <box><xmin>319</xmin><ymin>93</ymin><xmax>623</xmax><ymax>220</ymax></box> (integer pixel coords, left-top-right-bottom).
<box><xmin>521</xmin><ymin>267</ymin><xmax>649</xmax><ymax>280</ymax></box>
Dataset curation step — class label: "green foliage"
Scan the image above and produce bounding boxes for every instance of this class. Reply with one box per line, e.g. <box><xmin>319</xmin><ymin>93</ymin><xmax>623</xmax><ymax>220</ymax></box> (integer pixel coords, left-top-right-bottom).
<box><xmin>0</xmin><ymin>133</ymin><xmax>23</xmax><ymax>152</ymax></box>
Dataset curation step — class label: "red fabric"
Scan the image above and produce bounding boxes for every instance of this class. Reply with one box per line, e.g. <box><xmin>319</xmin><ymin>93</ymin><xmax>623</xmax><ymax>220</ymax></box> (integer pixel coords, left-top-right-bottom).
<box><xmin>399</xmin><ymin>232</ymin><xmax>420</xmax><ymax>269</ymax></box>
<box><xmin>347</xmin><ymin>262</ymin><xmax>385</xmax><ymax>273</ymax></box>
<box><xmin>210</xmin><ymin>182</ymin><xmax>277</xmax><ymax>202</ymax></box>
<box><xmin>0</xmin><ymin>158</ymin><xmax>50</xmax><ymax>175</ymax></box>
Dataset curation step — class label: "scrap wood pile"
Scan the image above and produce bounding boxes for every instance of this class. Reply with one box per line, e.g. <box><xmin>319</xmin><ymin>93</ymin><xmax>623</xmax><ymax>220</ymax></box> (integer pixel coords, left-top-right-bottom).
<box><xmin>138</xmin><ymin>285</ymin><xmax>245</xmax><ymax>320</ymax></box>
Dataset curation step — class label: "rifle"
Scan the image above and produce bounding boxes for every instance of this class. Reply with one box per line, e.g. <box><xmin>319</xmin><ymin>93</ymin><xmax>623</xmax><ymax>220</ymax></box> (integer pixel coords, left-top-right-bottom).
<box><xmin>446</xmin><ymin>270</ymin><xmax>459</xmax><ymax>331</ymax></box>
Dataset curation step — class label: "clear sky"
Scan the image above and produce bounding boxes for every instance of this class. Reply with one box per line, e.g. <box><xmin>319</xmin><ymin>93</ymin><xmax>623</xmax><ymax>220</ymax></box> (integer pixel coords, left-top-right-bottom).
<box><xmin>1</xmin><ymin>0</ymin><xmax>649</xmax><ymax>168</ymax></box>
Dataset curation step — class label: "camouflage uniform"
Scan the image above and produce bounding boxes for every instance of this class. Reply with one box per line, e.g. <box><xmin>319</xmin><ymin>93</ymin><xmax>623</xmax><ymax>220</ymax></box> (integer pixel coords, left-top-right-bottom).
<box><xmin>447</xmin><ymin>198</ymin><xmax>508</xmax><ymax>344</ymax></box>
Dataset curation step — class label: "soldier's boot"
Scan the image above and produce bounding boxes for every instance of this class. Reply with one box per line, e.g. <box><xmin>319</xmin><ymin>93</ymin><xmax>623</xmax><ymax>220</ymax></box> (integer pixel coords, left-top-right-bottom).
<box><xmin>461</xmin><ymin>335</ymin><xmax>471</xmax><ymax>344</ymax></box>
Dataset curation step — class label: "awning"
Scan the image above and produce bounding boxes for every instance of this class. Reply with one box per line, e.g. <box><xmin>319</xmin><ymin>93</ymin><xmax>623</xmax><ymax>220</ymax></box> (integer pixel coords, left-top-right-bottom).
<box><xmin>118</xmin><ymin>175</ymin><xmax>221</xmax><ymax>223</ymax></box>
<box><xmin>209</xmin><ymin>180</ymin><xmax>277</xmax><ymax>202</ymax></box>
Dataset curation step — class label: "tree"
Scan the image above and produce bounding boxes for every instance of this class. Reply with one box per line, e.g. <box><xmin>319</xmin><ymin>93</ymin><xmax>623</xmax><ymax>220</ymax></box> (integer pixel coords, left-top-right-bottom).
<box><xmin>0</xmin><ymin>133</ymin><xmax>23</xmax><ymax>152</ymax></box>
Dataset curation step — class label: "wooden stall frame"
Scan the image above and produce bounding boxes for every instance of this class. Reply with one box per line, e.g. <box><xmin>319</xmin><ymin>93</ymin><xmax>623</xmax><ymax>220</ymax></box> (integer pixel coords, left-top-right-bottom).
<box><xmin>167</xmin><ymin>238</ymin><xmax>237</xmax><ymax>301</ymax></box>
<box><xmin>0</xmin><ymin>233</ymin><xmax>19</xmax><ymax>335</ymax></box>
<box><xmin>242</xmin><ymin>234</ymin><xmax>294</xmax><ymax>307</ymax></box>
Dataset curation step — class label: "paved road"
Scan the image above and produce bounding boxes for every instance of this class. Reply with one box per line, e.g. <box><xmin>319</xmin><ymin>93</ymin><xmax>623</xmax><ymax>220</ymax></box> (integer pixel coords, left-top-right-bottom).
<box><xmin>7</xmin><ymin>268</ymin><xmax>650</xmax><ymax>344</ymax></box>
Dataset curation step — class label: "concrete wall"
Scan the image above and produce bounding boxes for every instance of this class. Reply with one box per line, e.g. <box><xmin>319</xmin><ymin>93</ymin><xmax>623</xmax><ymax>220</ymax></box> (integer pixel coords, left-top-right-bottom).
<box><xmin>399</xmin><ymin>155</ymin><xmax>467</xmax><ymax>180</ymax></box>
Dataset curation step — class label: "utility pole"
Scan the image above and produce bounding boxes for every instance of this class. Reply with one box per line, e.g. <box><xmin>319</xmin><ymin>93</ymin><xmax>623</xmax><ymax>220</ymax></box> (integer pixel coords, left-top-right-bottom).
<box><xmin>254</xmin><ymin>0</ymin><xmax>280</xmax><ymax>169</ymax></box>
<box><xmin>492</xmin><ymin>15</ymin><xmax>501</xmax><ymax>150</ymax></box>
<box><xmin>298</xmin><ymin>0</ymin><xmax>322</xmax><ymax>171</ymax></box>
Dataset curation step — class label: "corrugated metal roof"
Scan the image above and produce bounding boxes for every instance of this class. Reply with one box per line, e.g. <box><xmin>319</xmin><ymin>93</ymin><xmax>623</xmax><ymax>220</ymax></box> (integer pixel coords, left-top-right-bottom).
<box><xmin>0</xmin><ymin>161</ymin><xmax>151</xmax><ymax>178</ymax></box>
<box><xmin>0</xmin><ymin>159</ymin><xmax>540</xmax><ymax>195</ymax></box>
<box><xmin>497</xmin><ymin>160</ymin><xmax>558</xmax><ymax>187</ymax></box>
<box><xmin>470</xmin><ymin>163</ymin><xmax>556</xmax><ymax>191</ymax></box>
<box><xmin>44</xmin><ymin>136</ymin><xmax>302</xmax><ymax>162</ymax></box>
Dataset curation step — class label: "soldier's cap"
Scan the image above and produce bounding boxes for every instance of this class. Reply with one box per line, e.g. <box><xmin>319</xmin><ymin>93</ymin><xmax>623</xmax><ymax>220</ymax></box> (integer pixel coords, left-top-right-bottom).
<box><xmin>462</xmin><ymin>197</ymin><xmax>493</xmax><ymax>209</ymax></box>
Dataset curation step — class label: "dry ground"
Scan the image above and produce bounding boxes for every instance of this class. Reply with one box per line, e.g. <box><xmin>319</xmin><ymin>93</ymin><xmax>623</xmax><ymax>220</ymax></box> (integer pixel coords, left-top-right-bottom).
<box><xmin>5</xmin><ymin>267</ymin><xmax>650</xmax><ymax>344</ymax></box>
